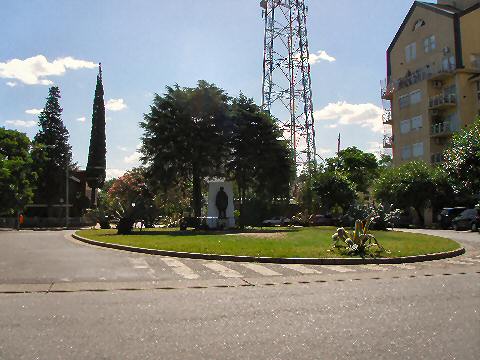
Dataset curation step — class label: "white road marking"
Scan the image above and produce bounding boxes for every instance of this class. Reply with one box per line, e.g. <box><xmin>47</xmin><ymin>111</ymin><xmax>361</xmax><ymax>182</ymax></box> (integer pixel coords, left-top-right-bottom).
<box><xmin>319</xmin><ymin>265</ymin><xmax>355</xmax><ymax>273</ymax></box>
<box><xmin>447</xmin><ymin>260</ymin><xmax>475</xmax><ymax>266</ymax></box>
<box><xmin>466</xmin><ymin>258</ymin><xmax>480</xmax><ymax>263</ymax></box>
<box><xmin>160</xmin><ymin>258</ymin><xmax>199</xmax><ymax>280</ymax></box>
<box><xmin>204</xmin><ymin>262</ymin><xmax>243</xmax><ymax>278</ymax></box>
<box><xmin>128</xmin><ymin>258</ymin><xmax>157</xmax><ymax>278</ymax></box>
<box><xmin>280</xmin><ymin>264</ymin><xmax>321</xmax><ymax>274</ymax></box>
<box><xmin>241</xmin><ymin>263</ymin><xmax>281</xmax><ymax>276</ymax></box>
<box><xmin>359</xmin><ymin>264</ymin><xmax>390</xmax><ymax>272</ymax></box>
<box><xmin>386</xmin><ymin>263</ymin><xmax>416</xmax><ymax>270</ymax></box>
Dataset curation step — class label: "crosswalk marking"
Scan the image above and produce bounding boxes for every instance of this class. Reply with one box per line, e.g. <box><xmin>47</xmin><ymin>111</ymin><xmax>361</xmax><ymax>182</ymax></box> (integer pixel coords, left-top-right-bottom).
<box><xmin>241</xmin><ymin>263</ymin><xmax>281</xmax><ymax>276</ymax></box>
<box><xmin>359</xmin><ymin>264</ymin><xmax>390</xmax><ymax>271</ymax></box>
<box><xmin>447</xmin><ymin>259</ymin><xmax>475</xmax><ymax>266</ymax></box>
<box><xmin>319</xmin><ymin>265</ymin><xmax>355</xmax><ymax>273</ymax></box>
<box><xmin>386</xmin><ymin>263</ymin><xmax>416</xmax><ymax>270</ymax></box>
<box><xmin>128</xmin><ymin>258</ymin><xmax>157</xmax><ymax>278</ymax></box>
<box><xmin>161</xmin><ymin>258</ymin><xmax>199</xmax><ymax>280</ymax></box>
<box><xmin>204</xmin><ymin>262</ymin><xmax>243</xmax><ymax>278</ymax></box>
<box><xmin>129</xmin><ymin>258</ymin><xmax>150</xmax><ymax>269</ymax></box>
<box><xmin>466</xmin><ymin>258</ymin><xmax>480</xmax><ymax>263</ymax></box>
<box><xmin>280</xmin><ymin>264</ymin><xmax>321</xmax><ymax>274</ymax></box>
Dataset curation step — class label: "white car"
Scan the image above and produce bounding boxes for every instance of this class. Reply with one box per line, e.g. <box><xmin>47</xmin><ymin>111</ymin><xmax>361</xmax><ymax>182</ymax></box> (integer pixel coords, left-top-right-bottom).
<box><xmin>262</xmin><ymin>216</ymin><xmax>291</xmax><ymax>226</ymax></box>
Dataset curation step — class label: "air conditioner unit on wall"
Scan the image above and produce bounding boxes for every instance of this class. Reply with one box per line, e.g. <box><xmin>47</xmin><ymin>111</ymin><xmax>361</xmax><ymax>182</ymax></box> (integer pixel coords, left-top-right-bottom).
<box><xmin>443</xmin><ymin>47</ymin><xmax>450</xmax><ymax>55</ymax></box>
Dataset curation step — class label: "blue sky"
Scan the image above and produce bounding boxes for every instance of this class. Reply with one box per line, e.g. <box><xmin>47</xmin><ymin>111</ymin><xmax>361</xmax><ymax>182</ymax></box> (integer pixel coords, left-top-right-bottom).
<box><xmin>0</xmin><ymin>0</ymin><xmax>414</xmax><ymax>178</ymax></box>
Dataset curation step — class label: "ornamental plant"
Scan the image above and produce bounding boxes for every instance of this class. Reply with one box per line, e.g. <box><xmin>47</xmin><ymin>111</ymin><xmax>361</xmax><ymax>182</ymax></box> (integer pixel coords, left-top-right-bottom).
<box><xmin>332</xmin><ymin>213</ymin><xmax>387</xmax><ymax>255</ymax></box>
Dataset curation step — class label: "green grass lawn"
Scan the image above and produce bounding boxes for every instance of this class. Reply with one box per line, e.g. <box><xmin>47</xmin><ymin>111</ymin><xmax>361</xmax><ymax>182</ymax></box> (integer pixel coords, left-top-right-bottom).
<box><xmin>76</xmin><ymin>227</ymin><xmax>461</xmax><ymax>258</ymax></box>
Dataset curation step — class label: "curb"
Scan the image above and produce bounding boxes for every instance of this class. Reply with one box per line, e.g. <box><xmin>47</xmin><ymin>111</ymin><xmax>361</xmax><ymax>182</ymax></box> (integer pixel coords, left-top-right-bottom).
<box><xmin>71</xmin><ymin>233</ymin><xmax>465</xmax><ymax>265</ymax></box>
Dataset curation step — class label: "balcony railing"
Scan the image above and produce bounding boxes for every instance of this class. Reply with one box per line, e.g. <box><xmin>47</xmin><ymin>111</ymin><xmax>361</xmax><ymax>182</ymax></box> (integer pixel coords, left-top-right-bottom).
<box><xmin>382</xmin><ymin>111</ymin><xmax>392</xmax><ymax>125</ymax></box>
<box><xmin>383</xmin><ymin>135</ymin><xmax>393</xmax><ymax>148</ymax></box>
<box><xmin>429</xmin><ymin>93</ymin><xmax>456</xmax><ymax>108</ymax></box>
<box><xmin>381</xmin><ymin>62</ymin><xmax>456</xmax><ymax>95</ymax></box>
<box><xmin>431</xmin><ymin>121</ymin><xmax>452</xmax><ymax>136</ymax></box>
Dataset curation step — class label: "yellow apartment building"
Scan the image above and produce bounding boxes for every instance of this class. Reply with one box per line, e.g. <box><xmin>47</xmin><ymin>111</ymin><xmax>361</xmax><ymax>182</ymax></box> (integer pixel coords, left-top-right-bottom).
<box><xmin>381</xmin><ymin>0</ymin><xmax>480</xmax><ymax>166</ymax></box>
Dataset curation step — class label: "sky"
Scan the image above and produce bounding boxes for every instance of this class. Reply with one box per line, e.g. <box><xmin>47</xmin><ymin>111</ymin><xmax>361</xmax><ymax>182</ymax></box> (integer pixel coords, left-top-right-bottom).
<box><xmin>0</xmin><ymin>0</ymin><xmax>416</xmax><ymax>179</ymax></box>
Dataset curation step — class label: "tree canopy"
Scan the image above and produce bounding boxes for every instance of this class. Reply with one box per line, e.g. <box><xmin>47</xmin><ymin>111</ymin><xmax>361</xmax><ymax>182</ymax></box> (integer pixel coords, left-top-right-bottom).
<box><xmin>86</xmin><ymin>64</ymin><xmax>107</xmax><ymax>204</ymax></box>
<box><xmin>373</xmin><ymin>160</ymin><xmax>452</xmax><ymax>224</ymax></box>
<box><xmin>32</xmin><ymin>86</ymin><xmax>73</xmax><ymax>205</ymax></box>
<box><xmin>443</xmin><ymin>117</ymin><xmax>480</xmax><ymax>199</ymax></box>
<box><xmin>0</xmin><ymin>128</ymin><xmax>35</xmax><ymax>216</ymax></box>
<box><xmin>313</xmin><ymin>170</ymin><xmax>356</xmax><ymax>214</ymax></box>
<box><xmin>325</xmin><ymin>146</ymin><xmax>379</xmax><ymax>193</ymax></box>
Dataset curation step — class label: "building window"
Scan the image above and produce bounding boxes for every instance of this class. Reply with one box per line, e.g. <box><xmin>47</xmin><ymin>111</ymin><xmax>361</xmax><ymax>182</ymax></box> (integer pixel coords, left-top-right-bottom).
<box><xmin>411</xmin><ymin>115</ymin><xmax>423</xmax><ymax>130</ymax></box>
<box><xmin>471</xmin><ymin>53</ymin><xmax>480</xmax><ymax>69</ymax></box>
<box><xmin>399</xmin><ymin>94</ymin><xmax>410</xmax><ymax>109</ymax></box>
<box><xmin>410</xmin><ymin>90</ymin><xmax>422</xmax><ymax>105</ymax></box>
<box><xmin>400</xmin><ymin>119</ymin><xmax>411</xmax><ymax>134</ymax></box>
<box><xmin>412</xmin><ymin>142</ymin><xmax>424</xmax><ymax>158</ymax></box>
<box><xmin>401</xmin><ymin>145</ymin><xmax>412</xmax><ymax>160</ymax></box>
<box><xmin>424</xmin><ymin>35</ymin><xmax>436</xmax><ymax>53</ymax></box>
<box><xmin>413</xmin><ymin>19</ymin><xmax>426</xmax><ymax>31</ymax></box>
<box><xmin>405</xmin><ymin>42</ymin><xmax>416</xmax><ymax>63</ymax></box>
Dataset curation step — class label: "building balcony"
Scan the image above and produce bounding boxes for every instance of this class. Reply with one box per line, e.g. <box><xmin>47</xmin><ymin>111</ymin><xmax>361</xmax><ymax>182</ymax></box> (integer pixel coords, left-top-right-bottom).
<box><xmin>431</xmin><ymin>121</ymin><xmax>452</xmax><ymax>137</ymax></box>
<box><xmin>381</xmin><ymin>62</ymin><xmax>456</xmax><ymax>96</ymax></box>
<box><xmin>383</xmin><ymin>135</ymin><xmax>393</xmax><ymax>148</ymax></box>
<box><xmin>429</xmin><ymin>93</ymin><xmax>456</xmax><ymax>109</ymax></box>
<box><xmin>382</xmin><ymin>110</ymin><xmax>392</xmax><ymax>125</ymax></box>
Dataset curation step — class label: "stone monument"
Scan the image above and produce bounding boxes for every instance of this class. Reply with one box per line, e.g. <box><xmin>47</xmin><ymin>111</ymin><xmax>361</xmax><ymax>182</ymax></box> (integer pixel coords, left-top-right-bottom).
<box><xmin>207</xmin><ymin>181</ymin><xmax>235</xmax><ymax>229</ymax></box>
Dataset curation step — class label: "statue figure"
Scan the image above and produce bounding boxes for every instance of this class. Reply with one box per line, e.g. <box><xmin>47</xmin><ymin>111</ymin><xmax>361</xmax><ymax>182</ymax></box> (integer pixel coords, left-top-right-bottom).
<box><xmin>215</xmin><ymin>186</ymin><xmax>228</xmax><ymax>219</ymax></box>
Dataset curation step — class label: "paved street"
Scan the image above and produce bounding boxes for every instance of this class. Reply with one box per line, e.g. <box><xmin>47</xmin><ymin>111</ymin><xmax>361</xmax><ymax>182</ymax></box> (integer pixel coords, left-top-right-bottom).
<box><xmin>0</xmin><ymin>229</ymin><xmax>479</xmax><ymax>359</ymax></box>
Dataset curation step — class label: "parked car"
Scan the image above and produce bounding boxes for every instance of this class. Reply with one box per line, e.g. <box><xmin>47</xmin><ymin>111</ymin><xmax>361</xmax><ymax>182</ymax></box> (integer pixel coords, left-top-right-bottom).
<box><xmin>438</xmin><ymin>207</ymin><xmax>467</xmax><ymax>229</ymax></box>
<box><xmin>309</xmin><ymin>214</ymin><xmax>336</xmax><ymax>227</ymax></box>
<box><xmin>262</xmin><ymin>216</ymin><xmax>291</xmax><ymax>226</ymax></box>
<box><xmin>451</xmin><ymin>208</ymin><xmax>480</xmax><ymax>231</ymax></box>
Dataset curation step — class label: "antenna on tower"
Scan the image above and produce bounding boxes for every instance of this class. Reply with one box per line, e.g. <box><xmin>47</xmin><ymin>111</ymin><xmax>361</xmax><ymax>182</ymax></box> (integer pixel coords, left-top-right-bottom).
<box><xmin>261</xmin><ymin>0</ymin><xmax>317</xmax><ymax>174</ymax></box>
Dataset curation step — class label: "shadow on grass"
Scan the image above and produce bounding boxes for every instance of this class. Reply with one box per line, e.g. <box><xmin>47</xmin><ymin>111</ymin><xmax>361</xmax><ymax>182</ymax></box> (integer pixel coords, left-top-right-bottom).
<box><xmin>102</xmin><ymin>228</ymin><xmax>300</xmax><ymax>237</ymax></box>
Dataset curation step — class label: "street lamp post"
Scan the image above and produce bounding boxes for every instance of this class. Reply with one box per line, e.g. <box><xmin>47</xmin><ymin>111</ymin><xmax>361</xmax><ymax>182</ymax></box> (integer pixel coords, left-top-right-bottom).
<box><xmin>66</xmin><ymin>166</ymin><xmax>69</xmax><ymax>229</ymax></box>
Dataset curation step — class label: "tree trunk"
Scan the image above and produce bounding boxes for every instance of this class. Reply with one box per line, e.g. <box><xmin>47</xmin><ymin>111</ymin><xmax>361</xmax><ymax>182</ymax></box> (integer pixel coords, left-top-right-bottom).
<box><xmin>414</xmin><ymin>207</ymin><xmax>424</xmax><ymax>227</ymax></box>
<box><xmin>90</xmin><ymin>187</ymin><xmax>96</xmax><ymax>208</ymax></box>
<box><xmin>239</xmin><ymin>185</ymin><xmax>245</xmax><ymax>229</ymax></box>
<box><xmin>192</xmin><ymin>165</ymin><xmax>202</xmax><ymax>222</ymax></box>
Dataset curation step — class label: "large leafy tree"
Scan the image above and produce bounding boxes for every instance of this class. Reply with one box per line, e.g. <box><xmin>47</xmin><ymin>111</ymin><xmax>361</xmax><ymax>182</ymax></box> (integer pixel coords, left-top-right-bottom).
<box><xmin>0</xmin><ymin>128</ymin><xmax>35</xmax><ymax>216</ymax></box>
<box><xmin>227</xmin><ymin>94</ymin><xmax>293</xmax><ymax>225</ymax></box>
<box><xmin>444</xmin><ymin>117</ymin><xmax>480</xmax><ymax>198</ymax></box>
<box><xmin>313</xmin><ymin>170</ymin><xmax>356</xmax><ymax>214</ymax></box>
<box><xmin>32</xmin><ymin>86</ymin><xmax>73</xmax><ymax>207</ymax></box>
<box><xmin>86</xmin><ymin>64</ymin><xmax>107</xmax><ymax>206</ymax></box>
<box><xmin>373</xmin><ymin>161</ymin><xmax>452</xmax><ymax>224</ymax></box>
<box><xmin>326</xmin><ymin>147</ymin><xmax>379</xmax><ymax>193</ymax></box>
<box><xmin>140</xmin><ymin>81</ymin><xmax>229</xmax><ymax>219</ymax></box>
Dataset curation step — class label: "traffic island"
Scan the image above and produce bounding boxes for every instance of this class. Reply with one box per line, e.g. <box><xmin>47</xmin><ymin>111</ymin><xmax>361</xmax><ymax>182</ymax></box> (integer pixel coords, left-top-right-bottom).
<box><xmin>73</xmin><ymin>227</ymin><xmax>465</xmax><ymax>265</ymax></box>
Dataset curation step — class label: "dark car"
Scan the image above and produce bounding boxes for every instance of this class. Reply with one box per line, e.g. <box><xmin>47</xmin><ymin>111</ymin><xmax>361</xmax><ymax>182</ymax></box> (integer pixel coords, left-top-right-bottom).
<box><xmin>309</xmin><ymin>214</ymin><xmax>336</xmax><ymax>227</ymax></box>
<box><xmin>451</xmin><ymin>208</ymin><xmax>480</xmax><ymax>231</ymax></box>
<box><xmin>438</xmin><ymin>207</ymin><xmax>467</xmax><ymax>229</ymax></box>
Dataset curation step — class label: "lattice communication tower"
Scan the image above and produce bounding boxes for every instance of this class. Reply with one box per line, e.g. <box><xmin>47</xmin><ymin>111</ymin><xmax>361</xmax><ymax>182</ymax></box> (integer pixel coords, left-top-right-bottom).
<box><xmin>261</xmin><ymin>0</ymin><xmax>316</xmax><ymax>171</ymax></box>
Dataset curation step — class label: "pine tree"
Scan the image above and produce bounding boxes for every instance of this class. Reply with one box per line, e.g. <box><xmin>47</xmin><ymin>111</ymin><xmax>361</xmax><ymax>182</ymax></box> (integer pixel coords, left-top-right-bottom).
<box><xmin>86</xmin><ymin>63</ymin><xmax>107</xmax><ymax>206</ymax></box>
<box><xmin>32</xmin><ymin>86</ymin><xmax>73</xmax><ymax>207</ymax></box>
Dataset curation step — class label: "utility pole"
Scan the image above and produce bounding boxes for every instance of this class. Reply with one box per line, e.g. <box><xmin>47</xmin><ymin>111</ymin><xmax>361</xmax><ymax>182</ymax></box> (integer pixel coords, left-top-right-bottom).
<box><xmin>66</xmin><ymin>166</ymin><xmax>69</xmax><ymax>228</ymax></box>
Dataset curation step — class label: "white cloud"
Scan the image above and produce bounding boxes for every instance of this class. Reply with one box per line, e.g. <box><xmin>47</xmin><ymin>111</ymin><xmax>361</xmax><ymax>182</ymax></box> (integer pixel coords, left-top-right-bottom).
<box><xmin>0</xmin><ymin>55</ymin><xmax>96</xmax><ymax>85</ymax></box>
<box><xmin>106</xmin><ymin>168</ymin><xmax>125</xmax><ymax>180</ymax></box>
<box><xmin>124</xmin><ymin>151</ymin><xmax>141</xmax><ymax>164</ymax></box>
<box><xmin>314</xmin><ymin>101</ymin><xmax>384</xmax><ymax>133</ymax></box>
<box><xmin>117</xmin><ymin>146</ymin><xmax>129</xmax><ymax>152</ymax></box>
<box><xmin>324</xmin><ymin>123</ymin><xmax>338</xmax><ymax>129</ymax></box>
<box><xmin>76</xmin><ymin>116</ymin><xmax>86</xmax><ymax>122</ymax></box>
<box><xmin>6</xmin><ymin>81</ymin><xmax>17</xmax><ymax>87</ymax></box>
<box><xmin>105</xmin><ymin>98</ymin><xmax>127</xmax><ymax>111</ymax></box>
<box><xmin>5</xmin><ymin>120</ymin><xmax>37</xmax><ymax>128</ymax></box>
<box><xmin>124</xmin><ymin>144</ymin><xmax>142</xmax><ymax>164</ymax></box>
<box><xmin>309</xmin><ymin>50</ymin><xmax>336</xmax><ymax>64</ymax></box>
<box><xmin>317</xmin><ymin>148</ymin><xmax>332</xmax><ymax>156</ymax></box>
<box><xmin>25</xmin><ymin>108</ymin><xmax>42</xmax><ymax>115</ymax></box>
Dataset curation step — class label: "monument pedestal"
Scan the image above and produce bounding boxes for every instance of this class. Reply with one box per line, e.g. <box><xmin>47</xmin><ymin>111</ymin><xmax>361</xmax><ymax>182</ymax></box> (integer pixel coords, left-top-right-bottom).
<box><xmin>207</xmin><ymin>181</ymin><xmax>235</xmax><ymax>229</ymax></box>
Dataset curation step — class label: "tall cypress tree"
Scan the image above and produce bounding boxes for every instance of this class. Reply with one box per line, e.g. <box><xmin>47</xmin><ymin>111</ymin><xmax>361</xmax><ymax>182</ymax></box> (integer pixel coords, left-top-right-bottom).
<box><xmin>32</xmin><ymin>86</ymin><xmax>73</xmax><ymax>208</ymax></box>
<box><xmin>86</xmin><ymin>63</ymin><xmax>107</xmax><ymax>206</ymax></box>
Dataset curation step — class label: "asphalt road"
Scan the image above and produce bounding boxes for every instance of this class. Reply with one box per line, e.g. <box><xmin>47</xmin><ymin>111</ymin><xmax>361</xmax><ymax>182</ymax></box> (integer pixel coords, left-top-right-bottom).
<box><xmin>0</xmin><ymin>229</ymin><xmax>479</xmax><ymax>359</ymax></box>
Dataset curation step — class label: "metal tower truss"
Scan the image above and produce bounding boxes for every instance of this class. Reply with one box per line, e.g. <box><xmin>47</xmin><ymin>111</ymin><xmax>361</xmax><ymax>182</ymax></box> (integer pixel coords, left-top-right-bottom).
<box><xmin>261</xmin><ymin>0</ymin><xmax>316</xmax><ymax>170</ymax></box>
